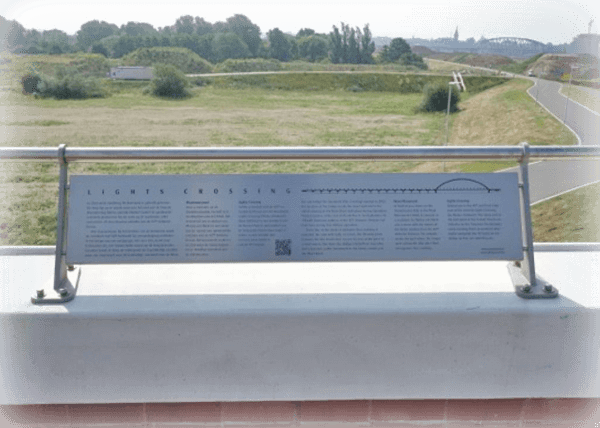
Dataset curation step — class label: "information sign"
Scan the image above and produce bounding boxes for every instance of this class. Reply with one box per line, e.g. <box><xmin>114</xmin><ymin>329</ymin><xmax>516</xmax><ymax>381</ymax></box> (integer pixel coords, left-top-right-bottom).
<box><xmin>66</xmin><ymin>173</ymin><xmax>522</xmax><ymax>264</ymax></box>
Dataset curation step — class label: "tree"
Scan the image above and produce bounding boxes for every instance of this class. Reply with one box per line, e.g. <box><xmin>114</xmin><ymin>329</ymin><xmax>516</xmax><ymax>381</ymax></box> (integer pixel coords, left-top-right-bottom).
<box><xmin>175</xmin><ymin>15</ymin><xmax>195</xmax><ymax>34</ymax></box>
<box><xmin>360</xmin><ymin>24</ymin><xmax>375</xmax><ymax>64</ymax></box>
<box><xmin>122</xmin><ymin>22</ymin><xmax>156</xmax><ymax>37</ymax></box>
<box><xmin>77</xmin><ymin>20</ymin><xmax>119</xmax><ymax>51</ymax></box>
<box><xmin>296</xmin><ymin>28</ymin><xmax>315</xmax><ymax>38</ymax></box>
<box><xmin>341</xmin><ymin>23</ymin><xmax>349</xmax><ymax>63</ymax></box>
<box><xmin>213</xmin><ymin>33</ymin><xmax>251</xmax><ymax>62</ymax></box>
<box><xmin>329</xmin><ymin>22</ymin><xmax>374</xmax><ymax>64</ymax></box>
<box><xmin>195</xmin><ymin>18</ymin><xmax>213</xmax><ymax>36</ymax></box>
<box><xmin>1</xmin><ymin>18</ymin><xmax>26</xmax><ymax>50</ymax></box>
<box><xmin>329</xmin><ymin>25</ymin><xmax>343</xmax><ymax>63</ymax></box>
<box><xmin>40</xmin><ymin>29</ymin><xmax>72</xmax><ymax>53</ymax></box>
<box><xmin>399</xmin><ymin>52</ymin><xmax>427</xmax><ymax>69</ymax></box>
<box><xmin>25</xmin><ymin>29</ymin><xmax>41</xmax><ymax>48</ymax></box>
<box><xmin>298</xmin><ymin>36</ymin><xmax>328</xmax><ymax>62</ymax></box>
<box><xmin>383</xmin><ymin>37</ymin><xmax>411</xmax><ymax>62</ymax></box>
<box><xmin>347</xmin><ymin>27</ymin><xmax>359</xmax><ymax>63</ymax></box>
<box><xmin>268</xmin><ymin>28</ymin><xmax>292</xmax><ymax>61</ymax></box>
<box><xmin>225</xmin><ymin>14</ymin><xmax>261</xmax><ymax>56</ymax></box>
<box><xmin>112</xmin><ymin>35</ymin><xmax>143</xmax><ymax>57</ymax></box>
<box><xmin>91</xmin><ymin>43</ymin><xmax>109</xmax><ymax>57</ymax></box>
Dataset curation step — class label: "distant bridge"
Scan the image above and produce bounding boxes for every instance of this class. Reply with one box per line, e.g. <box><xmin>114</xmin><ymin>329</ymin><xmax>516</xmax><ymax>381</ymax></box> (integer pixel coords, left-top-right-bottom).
<box><xmin>477</xmin><ymin>37</ymin><xmax>549</xmax><ymax>56</ymax></box>
<box><xmin>412</xmin><ymin>36</ymin><xmax>559</xmax><ymax>58</ymax></box>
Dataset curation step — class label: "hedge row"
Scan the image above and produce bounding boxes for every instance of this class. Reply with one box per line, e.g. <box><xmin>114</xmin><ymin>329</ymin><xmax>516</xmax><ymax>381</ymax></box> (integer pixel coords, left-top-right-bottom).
<box><xmin>122</xmin><ymin>47</ymin><xmax>213</xmax><ymax>74</ymax></box>
<box><xmin>213</xmin><ymin>58</ymin><xmax>282</xmax><ymax>73</ymax></box>
<box><xmin>201</xmin><ymin>72</ymin><xmax>508</xmax><ymax>94</ymax></box>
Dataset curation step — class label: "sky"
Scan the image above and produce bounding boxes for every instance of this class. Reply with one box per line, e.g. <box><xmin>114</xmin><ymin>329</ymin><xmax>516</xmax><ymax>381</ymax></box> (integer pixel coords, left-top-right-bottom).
<box><xmin>1</xmin><ymin>0</ymin><xmax>598</xmax><ymax>45</ymax></box>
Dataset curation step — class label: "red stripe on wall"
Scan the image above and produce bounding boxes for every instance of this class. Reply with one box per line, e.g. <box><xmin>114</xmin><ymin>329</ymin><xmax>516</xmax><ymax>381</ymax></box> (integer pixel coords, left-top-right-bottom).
<box><xmin>1</xmin><ymin>399</ymin><xmax>599</xmax><ymax>427</ymax></box>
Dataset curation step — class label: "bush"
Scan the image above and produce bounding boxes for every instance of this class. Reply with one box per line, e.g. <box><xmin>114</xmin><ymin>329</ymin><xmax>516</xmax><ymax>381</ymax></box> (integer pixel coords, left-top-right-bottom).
<box><xmin>21</xmin><ymin>72</ymin><xmax>42</xmax><ymax>94</ymax></box>
<box><xmin>148</xmin><ymin>63</ymin><xmax>191</xmax><ymax>98</ymax></box>
<box><xmin>399</xmin><ymin>53</ymin><xmax>427</xmax><ymax>70</ymax></box>
<box><xmin>123</xmin><ymin>47</ymin><xmax>213</xmax><ymax>74</ymax></box>
<box><xmin>36</xmin><ymin>74</ymin><xmax>106</xmax><ymax>99</ymax></box>
<box><xmin>417</xmin><ymin>83</ymin><xmax>460</xmax><ymax>113</ymax></box>
<box><xmin>213</xmin><ymin>58</ymin><xmax>282</xmax><ymax>73</ymax></box>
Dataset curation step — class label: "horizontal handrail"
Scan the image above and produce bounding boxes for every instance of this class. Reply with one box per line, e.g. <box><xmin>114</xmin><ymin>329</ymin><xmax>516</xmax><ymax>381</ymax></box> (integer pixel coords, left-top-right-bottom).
<box><xmin>1</xmin><ymin>145</ymin><xmax>600</xmax><ymax>162</ymax></box>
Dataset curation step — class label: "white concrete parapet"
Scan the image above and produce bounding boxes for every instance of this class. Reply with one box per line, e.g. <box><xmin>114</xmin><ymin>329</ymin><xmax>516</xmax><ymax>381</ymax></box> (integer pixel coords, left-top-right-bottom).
<box><xmin>1</xmin><ymin>245</ymin><xmax>598</xmax><ymax>404</ymax></box>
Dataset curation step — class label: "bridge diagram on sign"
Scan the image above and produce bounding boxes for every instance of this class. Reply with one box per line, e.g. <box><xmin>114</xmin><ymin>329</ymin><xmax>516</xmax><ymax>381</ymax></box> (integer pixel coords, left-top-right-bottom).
<box><xmin>301</xmin><ymin>178</ymin><xmax>501</xmax><ymax>195</ymax></box>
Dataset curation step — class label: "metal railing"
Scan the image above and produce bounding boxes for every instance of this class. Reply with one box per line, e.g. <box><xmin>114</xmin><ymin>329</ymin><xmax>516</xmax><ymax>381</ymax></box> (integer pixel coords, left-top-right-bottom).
<box><xmin>1</xmin><ymin>144</ymin><xmax>599</xmax><ymax>162</ymax></box>
<box><xmin>1</xmin><ymin>143</ymin><xmax>600</xmax><ymax>303</ymax></box>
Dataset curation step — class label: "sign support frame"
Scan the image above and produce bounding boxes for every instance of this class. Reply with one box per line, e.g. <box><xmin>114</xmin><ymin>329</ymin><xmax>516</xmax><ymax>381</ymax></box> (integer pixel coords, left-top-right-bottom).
<box><xmin>31</xmin><ymin>144</ymin><xmax>559</xmax><ymax>303</ymax></box>
<box><xmin>31</xmin><ymin>144</ymin><xmax>80</xmax><ymax>304</ymax></box>
<box><xmin>508</xmin><ymin>143</ymin><xmax>558</xmax><ymax>298</ymax></box>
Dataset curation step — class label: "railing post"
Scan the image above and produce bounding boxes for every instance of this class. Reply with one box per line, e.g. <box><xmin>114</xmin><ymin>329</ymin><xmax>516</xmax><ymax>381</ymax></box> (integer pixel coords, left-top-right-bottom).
<box><xmin>519</xmin><ymin>142</ymin><xmax>536</xmax><ymax>284</ymax></box>
<box><xmin>31</xmin><ymin>144</ymin><xmax>80</xmax><ymax>304</ymax></box>
<box><xmin>509</xmin><ymin>142</ymin><xmax>558</xmax><ymax>298</ymax></box>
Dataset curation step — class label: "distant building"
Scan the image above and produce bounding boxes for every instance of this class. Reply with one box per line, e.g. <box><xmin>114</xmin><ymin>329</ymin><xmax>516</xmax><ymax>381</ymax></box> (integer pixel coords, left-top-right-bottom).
<box><xmin>108</xmin><ymin>67</ymin><xmax>153</xmax><ymax>80</ymax></box>
<box><xmin>454</xmin><ymin>27</ymin><xmax>459</xmax><ymax>41</ymax></box>
<box><xmin>571</xmin><ymin>33</ymin><xmax>600</xmax><ymax>57</ymax></box>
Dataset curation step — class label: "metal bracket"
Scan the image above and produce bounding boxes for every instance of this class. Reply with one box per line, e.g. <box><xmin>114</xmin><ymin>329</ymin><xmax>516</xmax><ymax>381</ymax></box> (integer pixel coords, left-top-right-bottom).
<box><xmin>32</xmin><ymin>266</ymin><xmax>81</xmax><ymax>304</ymax></box>
<box><xmin>512</xmin><ymin>142</ymin><xmax>558</xmax><ymax>299</ymax></box>
<box><xmin>33</xmin><ymin>144</ymin><xmax>80</xmax><ymax>304</ymax></box>
<box><xmin>508</xmin><ymin>262</ymin><xmax>558</xmax><ymax>299</ymax></box>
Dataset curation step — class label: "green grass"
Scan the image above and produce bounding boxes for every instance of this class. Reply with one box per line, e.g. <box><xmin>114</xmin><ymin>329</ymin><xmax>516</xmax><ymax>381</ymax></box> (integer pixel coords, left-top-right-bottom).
<box><xmin>0</xmin><ymin>70</ymin><xmax>581</xmax><ymax>245</ymax></box>
<box><xmin>532</xmin><ymin>182</ymin><xmax>600</xmax><ymax>242</ymax></box>
<box><xmin>559</xmin><ymin>85</ymin><xmax>600</xmax><ymax>115</ymax></box>
<box><xmin>499</xmin><ymin>53</ymin><xmax>544</xmax><ymax>75</ymax></box>
<box><xmin>3</xmin><ymin>120</ymin><xmax>70</xmax><ymax>127</ymax></box>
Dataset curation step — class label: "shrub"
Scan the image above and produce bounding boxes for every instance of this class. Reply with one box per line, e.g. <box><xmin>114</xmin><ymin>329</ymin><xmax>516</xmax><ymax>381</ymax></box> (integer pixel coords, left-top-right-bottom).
<box><xmin>417</xmin><ymin>83</ymin><xmax>460</xmax><ymax>113</ymax></box>
<box><xmin>123</xmin><ymin>47</ymin><xmax>213</xmax><ymax>74</ymax></box>
<box><xmin>560</xmin><ymin>73</ymin><xmax>572</xmax><ymax>82</ymax></box>
<box><xmin>213</xmin><ymin>58</ymin><xmax>282</xmax><ymax>73</ymax></box>
<box><xmin>399</xmin><ymin>53</ymin><xmax>428</xmax><ymax>70</ymax></box>
<box><xmin>36</xmin><ymin>74</ymin><xmax>106</xmax><ymax>99</ymax></box>
<box><xmin>21</xmin><ymin>72</ymin><xmax>42</xmax><ymax>94</ymax></box>
<box><xmin>148</xmin><ymin>63</ymin><xmax>190</xmax><ymax>98</ymax></box>
<box><xmin>36</xmin><ymin>66</ymin><xmax>107</xmax><ymax>100</ymax></box>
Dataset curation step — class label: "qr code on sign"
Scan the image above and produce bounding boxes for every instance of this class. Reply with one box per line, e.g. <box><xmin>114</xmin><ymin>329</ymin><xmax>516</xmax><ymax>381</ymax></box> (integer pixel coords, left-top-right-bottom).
<box><xmin>275</xmin><ymin>239</ymin><xmax>292</xmax><ymax>256</ymax></box>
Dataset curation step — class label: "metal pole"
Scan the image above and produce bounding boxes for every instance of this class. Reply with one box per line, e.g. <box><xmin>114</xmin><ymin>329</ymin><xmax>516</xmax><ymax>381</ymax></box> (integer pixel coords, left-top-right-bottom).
<box><xmin>564</xmin><ymin>65</ymin><xmax>573</xmax><ymax>124</ymax></box>
<box><xmin>53</xmin><ymin>144</ymin><xmax>69</xmax><ymax>292</ymax></box>
<box><xmin>445</xmin><ymin>83</ymin><xmax>453</xmax><ymax>146</ymax></box>
<box><xmin>443</xmin><ymin>84</ymin><xmax>453</xmax><ymax>172</ymax></box>
<box><xmin>2</xmin><ymin>146</ymin><xmax>599</xmax><ymax>162</ymax></box>
<box><xmin>518</xmin><ymin>143</ymin><xmax>536</xmax><ymax>287</ymax></box>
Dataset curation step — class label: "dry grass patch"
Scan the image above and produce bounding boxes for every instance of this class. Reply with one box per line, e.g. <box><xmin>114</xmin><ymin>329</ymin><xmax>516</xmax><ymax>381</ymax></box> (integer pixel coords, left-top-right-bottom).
<box><xmin>559</xmin><ymin>85</ymin><xmax>600</xmax><ymax>115</ymax></box>
<box><xmin>449</xmin><ymin>79</ymin><xmax>578</xmax><ymax>147</ymax></box>
<box><xmin>0</xmin><ymin>101</ymin><xmax>441</xmax><ymax>148</ymax></box>
<box><xmin>532</xmin><ymin>182</ymin><xmax>600</xmax><ymax>242</ymax></box>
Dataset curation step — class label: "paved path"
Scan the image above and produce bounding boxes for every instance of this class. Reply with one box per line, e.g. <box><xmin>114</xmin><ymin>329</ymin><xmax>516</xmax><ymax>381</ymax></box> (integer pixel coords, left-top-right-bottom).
<box><xmin>520</xmin><ymin>78</ymin><xmax>600</xmax><ymax>203</ymax></box>
<box><xmin>199</xmin><ymin>67</ymin><xmax>598</xmax><ymax>203</ymax></box>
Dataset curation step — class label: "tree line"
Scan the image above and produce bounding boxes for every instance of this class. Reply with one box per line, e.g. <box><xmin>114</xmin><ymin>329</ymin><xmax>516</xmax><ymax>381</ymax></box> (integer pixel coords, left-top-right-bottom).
<box><xmin>0</xmin><ymin>14</ymin><xmax>422</xmax><ymax>67</ymax></box>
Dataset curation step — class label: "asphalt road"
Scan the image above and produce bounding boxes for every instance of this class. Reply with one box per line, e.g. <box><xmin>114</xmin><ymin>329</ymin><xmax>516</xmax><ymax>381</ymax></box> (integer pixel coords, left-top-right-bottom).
<box><xmin>508</xmin><ymin>77</ymin><xmax>600</xmax><ymax>203</ymax></box>
<box><xmin>192</xmin><ymin>68</ymin><xmax>599</xmax><ymax>203</ymax></box>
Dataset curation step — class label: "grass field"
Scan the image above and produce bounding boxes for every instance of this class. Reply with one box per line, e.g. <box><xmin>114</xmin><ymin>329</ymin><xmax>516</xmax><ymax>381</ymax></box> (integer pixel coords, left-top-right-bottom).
<box><xmin>559</xmin><ymin>84</ymin><xmax>600</xmax><ymax>115</ymax></box>
<box><xmin>532</xmin><ymin>182</ymin><xmax>600</xmax><ymax>242</ymax></box>
<box><xmin>0</xmin><ymin>68</ymin><xmax>585</xmax><ymax>245</ymax></box>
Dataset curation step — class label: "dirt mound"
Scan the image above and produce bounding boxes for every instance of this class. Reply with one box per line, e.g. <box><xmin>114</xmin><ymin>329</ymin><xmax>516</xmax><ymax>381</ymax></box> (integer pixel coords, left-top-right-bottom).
<box><xmin>411</xmin><ymin>46</ymin><xmax>436</xmax><ymax>56</ymax></box>
<box><xmin>427</xmin><ymin>53</ymin><xmax>514</xmax><ymax>67</ymax></box>
<box><xmin>528</xmin><ymin>54</ymin><xmax>590</xmax><ymax>80</ymax></box>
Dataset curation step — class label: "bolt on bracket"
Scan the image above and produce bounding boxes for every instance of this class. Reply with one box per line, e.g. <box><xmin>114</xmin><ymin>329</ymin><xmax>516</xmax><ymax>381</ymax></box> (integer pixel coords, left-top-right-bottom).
<box><xmin>507</xmin><ymin>262</ymin><xmax>558</xmax><ymax>299</ymax></box>
<box><xmin>31</xmin><ymin>266</ymin><xmax>81</xmax><ymax>304</ymax></box>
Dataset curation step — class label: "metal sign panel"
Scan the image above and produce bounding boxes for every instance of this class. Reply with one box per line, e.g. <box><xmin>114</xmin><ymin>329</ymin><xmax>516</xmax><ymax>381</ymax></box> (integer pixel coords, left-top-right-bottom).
<box><xmin>66</xmin><ymin>173</ymin><xmax>522</xmax><ymax>264</ymax></box>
